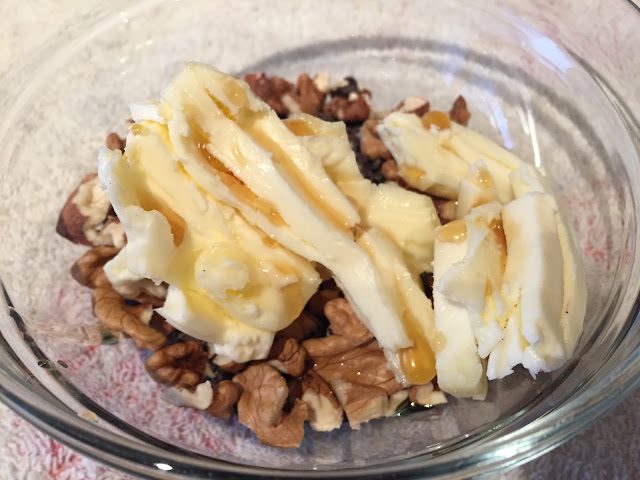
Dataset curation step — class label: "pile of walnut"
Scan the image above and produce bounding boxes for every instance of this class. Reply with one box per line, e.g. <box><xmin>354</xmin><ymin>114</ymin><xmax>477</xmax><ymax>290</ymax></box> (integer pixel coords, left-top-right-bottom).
<box><xmin>56</xmin><ymin>73</ymin><xmax>469</xmax><ymax>449</ymax></box>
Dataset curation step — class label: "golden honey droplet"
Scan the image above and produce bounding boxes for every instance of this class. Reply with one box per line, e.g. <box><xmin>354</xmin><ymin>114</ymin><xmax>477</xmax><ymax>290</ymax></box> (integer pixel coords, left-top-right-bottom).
<box><xmin>436</xmin><ymin>219</ymin><xmax>467</xmax><ymax>243</ymax></box>
<box><xmin>421</xmin><ymin>110</ymin><xmax>451</xmax><ymax>131</ymax></box>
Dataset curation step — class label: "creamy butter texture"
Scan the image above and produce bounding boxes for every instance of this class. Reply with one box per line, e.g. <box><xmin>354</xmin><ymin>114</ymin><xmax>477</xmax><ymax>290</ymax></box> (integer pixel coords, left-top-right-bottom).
<box><xmin>98</xmin><ymin>63</ymin><xmax>585</xmax><ymax>395</ymax></box>
<box><xmin>99</xmin><ymin>63</ymin><xmax>440</xmax><ymax>376</ymax></box>
<box><xmin>379</xmin><ymin>112</ymin><xmax>587</xmax><ymax>398</ymax></box>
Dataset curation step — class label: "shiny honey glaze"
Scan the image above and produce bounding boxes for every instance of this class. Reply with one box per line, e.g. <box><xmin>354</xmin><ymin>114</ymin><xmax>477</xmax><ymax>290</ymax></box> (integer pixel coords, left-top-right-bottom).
<box><xmin>421</xmin><ymin>110</ymin><xmax>451</xmax><ymax>131</ymax></box>
<box><xmin>436</xmin><ymin>219</ymin><xmax>467</xmax><ymax>243</ymax></box>
<box><xmin>398</xmin><ymin>308</ymin><xmax>437</xmax><ymax>384</ymax></box>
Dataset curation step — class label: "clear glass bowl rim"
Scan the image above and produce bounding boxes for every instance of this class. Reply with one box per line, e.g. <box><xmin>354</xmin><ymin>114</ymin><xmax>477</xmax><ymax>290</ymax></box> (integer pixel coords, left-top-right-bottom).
<box><xmin>1</xmin><ymin>1</ymin><xmax>640</xmax><ymax>478</ymax></box>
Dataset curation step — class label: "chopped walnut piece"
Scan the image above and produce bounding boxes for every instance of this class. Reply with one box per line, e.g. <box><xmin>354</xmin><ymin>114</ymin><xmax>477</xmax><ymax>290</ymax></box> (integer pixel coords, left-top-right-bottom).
<box><xmin>234</xmin><ymin>363</ymin><xmax>308</xmax><ymax>448</ymax></box>
<box><xmin>93</xmin><ymin>287</ymin><xmax>165</xmax><ymax>351</ymax></box>
<box><xmin>267</xmin><ymin>337</ymin><xmax>308</xmax><ymax>377</ymax></box>
<box><xmin>71</xmin><ymin>245</ymin><xmax>119</xmax><ymax>288</ymax></box>
<box><xmin>323</xmin><ymin>298</ymin><xmax>373</xmax><ymax>346</ymax></box>
<box><xmin>330</xmin><ymin>379</ymin><xmax>388</xmax><ymax>429</ymax></box>
<box><xmin>161</xmin><ymin>381</ymin><xmax>213</xmax><ymax>410</ymax></box>
<box><xmin>105</xmin><ymin>132</ymin><xmax>126</xmax><ymax>151</ymax></box>
<box><xmin>394</xmin><ymin>96</ymin><xmax>430</xmax><ymax>117</ymax></box>
<box><xmin>323</xmin><ymin>95</ymin><xmax>370</xmax><ymax>123</ymax></box>
<box><xmin>213</xmin><ymin>354</ymin><xmax>247</xmax><ymax>373</ymax></box>
<box><xmin>291</xmin><ymin>73</ymin><xmax>327</xmax><ymax>116</ymax></box>
<box><xmin>276</xmin><ymin>312</ymin><xmax>325</xmax><ymax>342</ymax></box>
<box><xmin>329</xmin><ymin>76</ymin><xmax>360</xmax><ymax>98</ymax></box>
<box><xmin>432</xmin><ymin>197</ymin><xmax>457</xmax><ymax>224</ymax></box>
<box><xmin>386</xmin><ymin>389</ymin><xmax>409</xmax><ymax>417</ymax></box>
<box><xmin>145</xmin><ymin>341</ymin><xmax>207</xmax><ymax>387</ymax></box>
<box><xmin>381</xmin><ymin>159</ymin><xmax>399</xmax><ymax>181</ymax></box>
<box><xmin>307</xmin><ymin>338</ymin><xmax>402</xmax><ymax>395</ymax></box>
<box><xmin>149</xmin><ymin>312</ymin><xmax>175</xmax><ymax>335</ymax></box>
<box><xmin>306</xmin><ymin>288</ymin><xmax>340</xmax><ymax>317</ymax></box>
<box><xmin>449</xmin><ymin>95</ymin><xmax>470</xmax><ymax>126</ymax></box>
<box><xmin>302</xmin><ymin>334</ymin><xmax>354</xmax><ymax>359</ymax></box>
<box><xmin>244</xmin><ymin>73</ymin><xmax>295</xmax><ymax>116</ymax></box>
<box><xmin>408</xmin><ymin>383</ymin><xmax>448</xmax><ymax>406</ymax></box>
<box><xmin>56</xmin><ymin>174</ymin><xmax>120</xmax><ymax>247</ymax></box>
<box><xmin>359</xmin><ymin>119</ymin><xmax>393</xmax><ymax>161</ymax></box>
<box><xmin>206</xmin><ymin>380</ymin><xmax>243</xmax><ymax>419</ymax></box>
<box><xmin>301</xmin><ymin>371</ymin><xmax>343</xmax><ymax>432</ymax></box>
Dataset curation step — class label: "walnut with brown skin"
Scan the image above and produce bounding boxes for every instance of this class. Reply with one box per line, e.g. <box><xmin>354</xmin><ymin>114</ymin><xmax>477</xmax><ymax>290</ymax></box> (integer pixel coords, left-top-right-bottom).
<box><xmin>267</xmin><ymin>337</ymin><xmax>308</xmax><ymax>377</ymax></box>
<box><xmin>71</xmin><ymin>245</ymin><xmax>119</xmax><ymax>288</ymax></box>
<box><xmin>359</xmin><ymin>119</ymin><xmax>393</xmax><ymax>161</ymax></box>
<box><xmin>449</xmin><ymin>95</ymin><xmax>470</xmax><ymax>126</ymax></box>
<box><xmin>56</xmin><ymin>174</ymin><xmax>125</xmax><ymax>248</ymax></box>
<box><xmin>302</xmin><ymin>334</ymin><xmax>355</xmax><ymax>359</ymax></box>
<box><xmin>306</xmin><ymin>337</ymin><xmax>402</xmax><ymax>396</ymax></box>
<box><xmin>105</xmin><ymin>132</ymin><xmax>126</xmax><ymax>151</ymax></box>
<box><xmin>330</xmin><ymin>379</ymin><xmax>389</xmax><ymax>429</ymax></box>
<box><xmin>381</xmin><ymin>159</ymin><xmax>399</xmax><ymax>181</ymax></box>
<box><xmin>234</xmin><ymin>363</ymin><xmax>308</xmax><ymax>448</ymax></box>
<box><xmin>213</xmin><ymin>354</ymin><xmax>247</xmax><ymax>373</ymax></box>
<box><xmin>291</xmin><ymin>73</ymin><xmax>327</xmax><ymax>116</ymax></box>
<box><xmin>206</xmin><ymin>380</ymin><xmax>243</xmax><ymax>419</ymax></box>
<box><xmin>394</xmin><ymin>96</ymin><xmax>430</xmax><ymax>117</ymax></box>
<box><xmin>432</xmin><ymin>197</ymin><xmax>457</xmax><ymax>225</ymax></box>
<box><xmin>323</xmin><ymin>95</ymin><xmax>370</xmax><ymax>123</ymax></box>
<box><xmin>244</xmin><ymin>73</ymin><xmax>295</xmax><ymax>116</ymax></box>
<box><xmin>145</xmin><ymin>341</ymin><xmax>207</xmax><ymax>387</ymax></box>
<box><xmin>93</xmin><ymin>287</ymin><xmax>166</xmax><ymax>351</ymax></box>
<box><xmin>323</xmin><ymin>298</ymin><xmax>373</xmax><ymax>346</ymax></box>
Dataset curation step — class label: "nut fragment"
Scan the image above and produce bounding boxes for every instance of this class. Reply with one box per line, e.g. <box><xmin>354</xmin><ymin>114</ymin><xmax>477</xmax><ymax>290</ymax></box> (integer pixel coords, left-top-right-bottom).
<box><xmin>302</xmin><ymin>334</ymin><xmax>354</xmax><ymax>359</ymax></box>
<box><xmin>323</xmin><ymin>95</ymin><xmax>370</xmax><ymax>123</ymax></box>
<box><xmin>93</xmin><ymin>287</ymin><xmax>165</xmax><ymax>351</ymax></box>
<box><xmin>449</xmin><ymin>95</ymin><xmax>470</xmax><ymax>126</ymax></box>
<box><xmin>161</xmin><ymin>381</ymin><xmax>213</xmax><ymax>410</ymax></box>
<box><xmin>330</xmin><ymin>379</ymin><xmax>388</xmax><ymax>429</ymax></box>
<box><xmin>105</xmin><ymin>132</ymin><xmax>126</xmax><ymax>151</ymax></box>
<box><xmin>244</xmin><ymin>72</ymin><xmax>327</xmax><ymax>117</ymax></box>
<box><xmin>234</xmin><ymin>363</ymin><xmax>308</xmax><ymax>448</ymax></box>
<box><xmin>206</xmin><ymin>380</ymin><xmax>243</xmax><ymax>419</ymax></box>
<box><xmin>359</xmin><ymin>119</ymin><xmax>392</xmax><ymax>161</ymax></box>
<box><xmin>323</xmin><ymin>298</ymin><xmax>373</xmax><ymax>346</ymax></box>
<box><xmin>394</xmin><ymin>96</ymin><xmax>430</xmax><ymax>117</ymax></box>
<box><xmin>307</xmin><ymin>338</ymin><xmax>402</xmax><ymax>395</ymax></box>
<box><xmin>267</xmin><ymin>337</ymin><xmax>308</xmax><ymax>377</ymax></box>
<box><xmin>290</xmin><ymin>73</ymin><xmax>327</xmax><ymax>116</ymax></box>
<box><xmin>408</xmin><ymin>383</ymin><xmax>448</xmax><ymax>406</ymax></box>
<box><xmin>213</xmin><ymin>354</ymin><xmax>247</xmax><ymax>373</ymax></box>
<box><xmin>301</xmin><ymin>371</ymin><xmax>343</xmax><ymax>432</ymax></box>
<box><xmin>244</xmin><ymin>73</ymin><xmax>295</xmax><ymax>116</ymax></box>
<box><xmin>71</xmin><ymin>245</ymin><xmax>119</xmax><ymax>288</ymax></box>
<box><xmin>432</xmin><ymin>197</ymin><xmax>457</xmax><ymax>224</ymax></box>
<box><xmin>56</xmin><ymin>174</ymin><xmax>124</xmax><ymax>248</ymax></box>
<box><xmin>381</xmin><ymin>159</ymin><xmax>399</xmax><ymax>181</ymax></box>
<box><xmin>145</xmin><ymin>341</ymin><xmax>207</xmax><ymax>387</ymax></box>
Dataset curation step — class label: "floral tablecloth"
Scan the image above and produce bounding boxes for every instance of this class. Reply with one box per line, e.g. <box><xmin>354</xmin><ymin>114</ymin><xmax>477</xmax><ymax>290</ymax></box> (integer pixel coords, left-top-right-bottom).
<box><xmin>2</xmin><ymin>1</ymin><xmax>640</xmax><ymax>479</ymax></box>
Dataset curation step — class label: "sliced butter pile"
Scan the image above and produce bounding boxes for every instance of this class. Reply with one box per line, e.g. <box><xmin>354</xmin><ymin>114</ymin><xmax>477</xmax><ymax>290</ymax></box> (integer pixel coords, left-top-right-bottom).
<box><xmin>98</xmin><ymin>63</ymin><xmax>440</xmax><ymax>383</ymax></box>
<box><xmin>378</xmin><ymin>112</ymin><xmax>586</xmax><ymax>398</ymax></box>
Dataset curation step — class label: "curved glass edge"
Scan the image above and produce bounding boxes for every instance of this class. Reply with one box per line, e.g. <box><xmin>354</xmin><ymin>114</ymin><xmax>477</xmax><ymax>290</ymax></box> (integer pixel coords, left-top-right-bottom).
<box><xmin>1</xmin><ymin>0</ymin><xmax>640</xmax><ymax>478</ymax></box>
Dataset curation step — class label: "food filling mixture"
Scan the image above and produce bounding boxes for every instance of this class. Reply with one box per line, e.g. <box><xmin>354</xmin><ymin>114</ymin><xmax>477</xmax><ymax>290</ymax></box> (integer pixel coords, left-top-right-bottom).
<box><xmin>56</xmin><ymin>63</ymin><xmax>587</xmax><ymax>448</ymax></box>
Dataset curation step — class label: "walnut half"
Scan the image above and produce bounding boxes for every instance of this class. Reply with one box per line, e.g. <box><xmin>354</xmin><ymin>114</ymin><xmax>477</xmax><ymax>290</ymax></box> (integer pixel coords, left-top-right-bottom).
<box><xmin>233</xmin><ymin>363</ymin><xmax>308</xmax><ymax>449</ymax></box>
<box><xmin>145</xmin><ymin>341</ymin><xmax>207</xmax><ymax>388</ymax></box>
<box><xmin>92</xmin><ymin>287</ymin><xmax>166</xmax><ymax>351</ymax></box>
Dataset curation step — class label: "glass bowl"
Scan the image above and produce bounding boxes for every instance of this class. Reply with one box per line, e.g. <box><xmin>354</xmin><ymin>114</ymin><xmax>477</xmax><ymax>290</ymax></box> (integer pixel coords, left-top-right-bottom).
<box><xmin>1</xmin><ymin>0</ymin><xmax>639</xmax><ymax>478</ymax></box>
